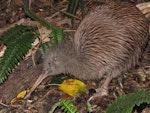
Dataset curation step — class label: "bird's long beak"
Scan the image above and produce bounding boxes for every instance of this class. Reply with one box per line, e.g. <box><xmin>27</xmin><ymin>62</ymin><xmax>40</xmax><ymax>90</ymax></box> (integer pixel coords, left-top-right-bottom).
<box><xmin>24</xmin><ymin>71</ymin><xmax>48</xmax><ymax>99</ymax></box>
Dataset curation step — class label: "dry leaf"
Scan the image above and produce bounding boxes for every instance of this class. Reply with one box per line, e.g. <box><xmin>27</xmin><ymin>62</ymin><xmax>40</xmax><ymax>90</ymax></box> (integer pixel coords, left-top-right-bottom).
<box><xmin>13</xmin><ymin>0</ymin><xmax>23</xmax><ymax>6</ymax></box>
<box><xmin>17</xmin><ymin>90</ymin><xmax>29</xmax><ymax>98</ymax></box>
<box><xmin>59</xmin><ymin>79</ymin><xmax>86</xmax><ymax>96</ymax></box>
<box><xmin>41</xmin><ymin>0</ymin><xmax>51</xmax><ymax>6</ymax></box>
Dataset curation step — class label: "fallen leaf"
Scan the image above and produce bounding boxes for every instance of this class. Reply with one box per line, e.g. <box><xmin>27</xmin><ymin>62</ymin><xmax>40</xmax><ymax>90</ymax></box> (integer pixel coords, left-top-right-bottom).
<box><xmin>13</xmin><ymin>0</ymin><xmax>23</xmax><ymax>6</ymax></box>
<box><xmin>59</xmin><ymin>79</ymin><xmax>86</xmax><ymax>96</ymax></box>
<box><xmin>17</xmin><ymin>90</ymin><xmax>29</xmax><ymax>98</ymax></box>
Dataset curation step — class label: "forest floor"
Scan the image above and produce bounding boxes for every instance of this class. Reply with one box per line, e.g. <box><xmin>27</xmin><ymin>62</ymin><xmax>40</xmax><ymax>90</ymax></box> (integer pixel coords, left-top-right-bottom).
<box><xmin>0</xmin><ymin>0</ymin><xmax>150</xmax><ymax>113</ymax></box>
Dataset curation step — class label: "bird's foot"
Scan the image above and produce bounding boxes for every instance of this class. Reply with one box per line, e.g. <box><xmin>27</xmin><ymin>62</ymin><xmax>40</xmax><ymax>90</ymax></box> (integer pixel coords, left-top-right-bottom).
<box><xmin>88</xmin><ymin>86</ymin><xmax>108</xmax><ymax>101</ymax></box>
<box><xmin>88</xmin><ymin>76</ymin><xmax>112</xmax><ymax>101</ymax></box>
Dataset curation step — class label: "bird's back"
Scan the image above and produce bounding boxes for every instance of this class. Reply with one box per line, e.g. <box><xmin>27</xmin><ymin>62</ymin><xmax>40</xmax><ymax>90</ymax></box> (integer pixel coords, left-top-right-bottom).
<box><xmin>73</xmin><ymin>1</ymin><xmax>149</xmax><ymax>79</ymax></box>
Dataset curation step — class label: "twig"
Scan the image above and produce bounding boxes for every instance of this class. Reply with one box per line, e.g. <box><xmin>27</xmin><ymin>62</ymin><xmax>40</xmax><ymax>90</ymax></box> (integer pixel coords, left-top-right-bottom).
<box><xmin>0</xmin><ymin>101</ymin><xmax>9</xmax><ymax>107</ymax></box>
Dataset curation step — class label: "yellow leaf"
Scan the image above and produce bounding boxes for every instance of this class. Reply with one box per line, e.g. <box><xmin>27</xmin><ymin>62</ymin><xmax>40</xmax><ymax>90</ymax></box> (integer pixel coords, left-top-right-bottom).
<box><xmin>17</xmin><ymin>90</ymin><xmax>29</xmax><ymax>98</ymax></box>
<box><xmin>58</xmin><ymin>79</ymin><xmax>86</xmax><ymax>96</ymax></box>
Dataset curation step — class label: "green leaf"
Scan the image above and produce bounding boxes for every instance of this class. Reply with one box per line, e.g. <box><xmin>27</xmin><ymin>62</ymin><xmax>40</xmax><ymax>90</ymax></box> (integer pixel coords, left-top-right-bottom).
<box><xmin>49</xmin><ymin>28</ymin><xmax>65</xmax><ymax>44</ymax></box>
<box><xmin>106</xmin><ymin>90</ymin><xmax>150</xmax><ymax>113</ymax></box>
<box><xmin>49</xmin><ymin>99</ymin><xmax>79</xmax><ymax>113</ymax></box>
<box><xmin>66</xmin><ymin>0</ymin><xmax>84</xmax><ymax>19</ymax></box>
<box><xmin>48</xmin><ymin>74</ymin><xmax>74</xmax><ymax>85</ymax></box>
<box><xmin>40</xmin><ymin>42</ymin><xmax>51</xmax><ymax>57</ymax></box>
<box><xmin>0</xmin><ymin>25</ymin><xmax>39</xmax><ymax>83</ymax></box>
<box><xmin>24</xmin><ymin>1</ymin><xmax>66</xmax><ymax>44</ymax></box>
<box><xmin>0</xmin><ymin>25</ymin><xmax>36</xmax><ymax>45</ymax></box>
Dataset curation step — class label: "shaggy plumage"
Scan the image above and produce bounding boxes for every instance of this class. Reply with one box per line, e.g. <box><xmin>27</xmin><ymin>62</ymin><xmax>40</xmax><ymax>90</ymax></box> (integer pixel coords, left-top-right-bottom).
<box><xmin>25</xmin><ymin>1</ymin><xmax>149</xmax><ymax>98</ymax></box>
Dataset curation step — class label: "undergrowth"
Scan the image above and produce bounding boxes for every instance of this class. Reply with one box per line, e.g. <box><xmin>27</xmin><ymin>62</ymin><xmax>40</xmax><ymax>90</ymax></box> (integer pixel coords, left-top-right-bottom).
<box><xmin>49</xmin><ymin>99</ymin><xmax>79</xmax><ymax>113</ymax></box>
<box><xmin>0</xmin><ymin>25</ymin><xmax>39</xmax><ymax>83</ymax></box>
<box><xmin>49</xmin><ymin>90</ymin><xmax>150</xmax><ymax>113</ymax></box>
<box><xmin>0</xmin><ymin>1</ymin><xmax>66</xmax><ymax>84</ymax></box>
<box><xmin>106</xmin><ymin>90</ymin><xmax>150</xmax><ymax>113</ymax></box>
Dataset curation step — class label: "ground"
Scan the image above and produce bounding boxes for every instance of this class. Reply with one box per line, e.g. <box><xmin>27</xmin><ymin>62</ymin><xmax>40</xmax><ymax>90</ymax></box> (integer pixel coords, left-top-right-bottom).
<box><xmin>0</xmin><ymin>0</ymin><xmax>150</xmax><ymax>113</ymax></box>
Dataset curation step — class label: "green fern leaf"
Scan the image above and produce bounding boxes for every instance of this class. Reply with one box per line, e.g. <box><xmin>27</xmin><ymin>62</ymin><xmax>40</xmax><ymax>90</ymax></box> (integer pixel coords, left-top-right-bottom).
<box><xmin>60</xmin><ymin>100</ymin><xmax>79</xmax><ymax>113</ymax></box>
<box><xmin>106</xmin><ymin>90</ymin><xmax>150</xmax><ymax>113</ymax></box>
<box><xmin>24</xmin><ymin>3</ymin><xmax>65</xmax><ymax>45</ymax></box>
<box><xmin>49</xmin><ymin>99</ymin><xmax>79</xmax><ymax>113</ymax></box>
<box><xmin>0</xmin><ymin>25</ymin><xmax>36</xmax><ymax>45</ymax></box>
<box><xmin>66</xmin><ymin>0</ymin><xmax>85</xmax><ymax>19</ymax></box>
<box><xmin>0</xmin><ymin>30</ymin><xmax>39</xmax><ymax>83</ymax></box>
<box><xmin>40</xmin><ymin>42</ymin><xmax>51</xmax><ymax>58</ymax></box>
<box><xmin>49</xmin><ymin>29</ymin><xmax>65</xmax><ymax>44</ymax></box>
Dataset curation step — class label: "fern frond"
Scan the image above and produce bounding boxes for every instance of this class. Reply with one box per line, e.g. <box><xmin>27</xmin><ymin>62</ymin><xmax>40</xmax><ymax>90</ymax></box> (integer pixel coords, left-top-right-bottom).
<box><xmin>40</xmin><ymin>42</ymin><xmax>51</xmax><ymax>58</ymax></box>
<box><xmin>24</xmin><ymin>2</ymin><xmax>65</xmax><ymax>45</ymax></box>
<box><xmin>49</xmin><ymin>99</ymin><xmax>79</xmax><ymax>113</ymax></box>
<box><xmin>66</xmin><ymin>0</ymin><xmax>85</xmax><ymax>19</ymax></box>
<box><xmin>24</xmin><ymin>2</ymin><xmax>60</xmax><ymax>30</ymax></box>
<box><xmin>60</xmin><ymin>100</ymin><xmax>79</xmax><ymax>113</ymax></box>
<box><xmin>49</xmin><ymin>29</ymin><xmax>65</xmax><ymax>44</ymax></box>
<box><xmin>0</xmin><ymin>29</ymin><xmax>39</xmax><ymax>83</ymax></box>
<box><xmin>106</xmin><ymin>90</ymin><xmax>150</xmax><ymax>113</ymax></box>
<box><xmin>0</xmin><ymin>25</ymin><xmax>36</xmax><ymax>45</ymax></box>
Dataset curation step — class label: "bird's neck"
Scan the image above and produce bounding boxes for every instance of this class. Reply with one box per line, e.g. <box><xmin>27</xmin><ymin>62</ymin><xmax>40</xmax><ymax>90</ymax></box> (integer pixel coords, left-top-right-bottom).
<box><xmin>64</xmin><ymin>56</ymin><xmax>81</xmax><ymax>75</ymax></box>
<box><xmin>59</xmin><ymin>40</ymin><xmax>89</xmax><ymax>79</ymax></box>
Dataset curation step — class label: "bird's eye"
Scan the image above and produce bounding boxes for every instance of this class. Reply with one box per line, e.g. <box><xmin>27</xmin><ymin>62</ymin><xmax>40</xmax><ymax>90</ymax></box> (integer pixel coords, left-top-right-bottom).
<box><xmin>48</xmin><ymin>62</ymin><xmax>51</xmax><ymax>66</ymax></box>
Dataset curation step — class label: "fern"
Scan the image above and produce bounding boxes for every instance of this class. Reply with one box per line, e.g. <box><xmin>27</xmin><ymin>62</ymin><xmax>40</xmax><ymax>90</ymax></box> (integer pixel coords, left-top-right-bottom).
<box><xmin>106</xmin><ymin>90</ymin><xmax>150</xmax><ymax>113</ymax></box>
<box><xmin>49</xmin><ymin>99</ymin><xmax>79</xmax><ymax>113</ymax></box>
<box><xmin>40</xmin><ymin>42</ymin><xmax>51</xmax><ymax>58</ymax></box>
<box><xmin>0</xmin><ymin>25</ymin><xmax>39</xmax><ymax>83</ymax></box>
<box><xmin>49</xmin><ymin>29</ymin><xmax>65</xmax><ymax>44</ymax></box>
<box><xmin>24</xmin><ymin>2</ymin><xmax>65</xmax><ymax>45</ymax></box>
<box><xmin>0</xmin><ymin>25</ymin><xmax>36</xmax><ymax>45</ymax></box>
<box><xmin>66</xmin><ymin>0</ymin><xmax>85</xmax><ymax>19</ymax></box>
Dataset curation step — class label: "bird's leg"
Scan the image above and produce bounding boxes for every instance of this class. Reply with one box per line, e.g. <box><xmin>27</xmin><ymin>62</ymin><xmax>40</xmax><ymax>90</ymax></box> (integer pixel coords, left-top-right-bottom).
<box><xmin>96</xmin><ymin>76</ymin><xmax>112</xmax><ymax>96</ymax></box>
<box><xmin>24</xmin><ymin>72</ymin><xmax>48</xmax><ymax>99</ymax></box>
<box><xmin>89</xmin><ymin>76</ymin><xmax>112</xmax><ymax>101</ymax></box>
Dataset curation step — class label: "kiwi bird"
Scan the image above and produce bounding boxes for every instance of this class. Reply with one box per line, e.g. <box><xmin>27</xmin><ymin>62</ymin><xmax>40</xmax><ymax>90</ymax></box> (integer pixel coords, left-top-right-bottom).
<box><xmin>25</xmin><ymin>1</ymin><xmax>149</xmax><ymax>99</ymax></box>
